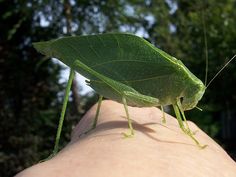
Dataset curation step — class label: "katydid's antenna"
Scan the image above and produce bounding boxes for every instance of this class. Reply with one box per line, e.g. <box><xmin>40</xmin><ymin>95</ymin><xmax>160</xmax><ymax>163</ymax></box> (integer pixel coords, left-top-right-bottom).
<box><xmin>201</xmin><ymin>5</ymin><xmax>236</xmax><ymax>89</ymax></box>
<box><xmin>206</xmin><ymin>54</ymin><xmax>236</xmax><ymax>88</ymax></box>
<box><xmin>202</xmin><ymin>10</ymin><xmax>208</xmax><ymax>86</ymax></box>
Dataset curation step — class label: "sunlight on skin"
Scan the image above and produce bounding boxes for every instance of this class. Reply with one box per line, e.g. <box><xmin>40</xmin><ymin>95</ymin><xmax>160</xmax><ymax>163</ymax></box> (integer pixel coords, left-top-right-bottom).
<box><xmin>16</xmin><ymin>100</ymin><xmax>236</xmax><ymax>177</ymax></box>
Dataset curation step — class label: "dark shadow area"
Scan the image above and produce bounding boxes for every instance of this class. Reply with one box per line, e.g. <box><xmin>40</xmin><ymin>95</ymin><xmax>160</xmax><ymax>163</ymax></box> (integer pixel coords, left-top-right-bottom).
<box><xmin>79</xmin><ymin>119</ymin><xmax>195</xmax><ymax>147</ymax></box>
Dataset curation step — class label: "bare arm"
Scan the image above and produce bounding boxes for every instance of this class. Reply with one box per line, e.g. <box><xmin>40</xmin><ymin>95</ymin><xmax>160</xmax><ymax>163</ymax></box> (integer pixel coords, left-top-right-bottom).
<box><xmin>16</xmin><ymin>100</ymin><xmax>236</xmax><ymax>177</ymax></box>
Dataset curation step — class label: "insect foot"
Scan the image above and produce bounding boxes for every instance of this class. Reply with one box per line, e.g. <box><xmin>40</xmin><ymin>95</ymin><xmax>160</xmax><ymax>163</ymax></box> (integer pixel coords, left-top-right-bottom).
<box><xmin>122</xmin><ymin>131</ymin><xmax>134</xmax><ymax>138</ymax></box>
<box><xmin>78</xmin><ymin>127</ymin><xmax>95</xmax><ymax>138</ymax></box>
<box><xmin>185</xmin><ymin>129</ymin><xmax>207</xmax><ymax>149</ymax></box>
<box><xmin>39</xmin><ymin>152</ymin><xmax>57</xmax><ymax>162</ymax></box>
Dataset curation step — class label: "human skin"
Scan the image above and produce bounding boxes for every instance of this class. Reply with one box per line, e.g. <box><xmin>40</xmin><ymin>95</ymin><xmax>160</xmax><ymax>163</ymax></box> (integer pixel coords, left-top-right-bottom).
<box><xmin>16</xmin><ymin>100</ymin><xmax>236</xmax><ymax>177</ymax></box>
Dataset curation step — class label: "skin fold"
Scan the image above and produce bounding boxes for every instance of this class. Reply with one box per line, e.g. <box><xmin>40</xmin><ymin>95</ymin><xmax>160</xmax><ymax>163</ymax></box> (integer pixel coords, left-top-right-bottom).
<box><xmin>16</xmin><ymin>100</ymin><xmax>236</xmax><ymax>177</ymax></box>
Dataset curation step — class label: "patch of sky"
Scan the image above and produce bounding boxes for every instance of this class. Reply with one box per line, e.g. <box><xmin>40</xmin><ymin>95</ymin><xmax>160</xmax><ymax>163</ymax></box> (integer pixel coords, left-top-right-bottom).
<box><xmin>124</xmin><ymin>4</ymin><xmax>135</xmax><ymax>16</ymax></box>
<box><xmin>166</xmin><ymin>0</ymin><xmax>178</xmax><ymax>14</ymax></box>
<box><xmin>52</xmin><ymin>58</ymin><xmax>94</xmax><ymax>95</ymax></box>
<box><xmin>39</xmin><ymin>13</ymin><xmax>50</xmax><ymax>27</ymax></box>
<box><xmin>169</xmin><ymin>23</ymin><xmax>176</xmax><ymax>33</ymax></box>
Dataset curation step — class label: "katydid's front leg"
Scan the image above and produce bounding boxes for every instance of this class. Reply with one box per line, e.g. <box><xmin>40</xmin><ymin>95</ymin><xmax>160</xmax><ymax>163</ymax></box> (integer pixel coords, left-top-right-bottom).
<box><xmin>176</xmin><ymin>99</ymin><xmax>191</xmax><ymax>132</ymax></box>
<box><xmin>176</xmin><ymin>100</ymin><xmax>197</xmax><ymax>135</ymax></box>
<box><xmin>173</xmin><ymin>103</ymin><xmax>207</xmax><ymax>149</ymax></box>
<box><xmin>173</xmin><ymin>104</ymin><xmax>186</xmax><ymax>132</ymax></box>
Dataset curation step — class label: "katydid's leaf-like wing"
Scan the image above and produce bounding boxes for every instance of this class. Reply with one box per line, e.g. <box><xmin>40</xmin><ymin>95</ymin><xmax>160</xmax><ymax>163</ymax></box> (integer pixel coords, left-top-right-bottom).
<box><xmin>73</xmin><ymin>59</ymin><xmax>159</xmax><ymax>106</ymax></box>
<box><xmin>33</xmin><ymin>33</ymin><xmax>191</xmax><ymax>105</ymax></box>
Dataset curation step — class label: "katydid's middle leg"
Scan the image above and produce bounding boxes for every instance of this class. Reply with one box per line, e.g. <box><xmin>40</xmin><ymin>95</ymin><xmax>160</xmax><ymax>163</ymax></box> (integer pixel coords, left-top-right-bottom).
<box><xmin>122</xmin><ymin>97</ymin><xmax>134</xmax><ymax>138</ymax></box>
<box><xmin>79</xmin><ymin>95</ymin><xmax>103</xmax><ymax>136</ymax></box>
<box><xmin>176</xmin><ymin>99</ymin><xmax>191</xmax><ymax>133</ymax></box>
<box><xmin>121</xmin><ymin>91</ymin><xmax>159</xmax><ymax>137</ymax></box>
<box><xmin>92</xmin><ymin>95</ymin><xmax>103</xmax><ymax>129</ymax></box>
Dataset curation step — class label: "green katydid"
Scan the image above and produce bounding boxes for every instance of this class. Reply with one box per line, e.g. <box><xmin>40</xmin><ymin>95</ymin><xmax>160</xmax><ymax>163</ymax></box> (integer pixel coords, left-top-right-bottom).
<box><xmin>33</xmin><ymin>33</ymin><xmax>235</xmax><ymax>155</ymax></box>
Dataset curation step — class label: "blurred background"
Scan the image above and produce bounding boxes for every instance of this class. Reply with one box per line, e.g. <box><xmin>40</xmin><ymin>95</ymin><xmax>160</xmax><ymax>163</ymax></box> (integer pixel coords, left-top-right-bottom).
<box><xmin>0</xmin><ymin>0</ymin><xmax>236</xmax><ymax>176</ymax></box>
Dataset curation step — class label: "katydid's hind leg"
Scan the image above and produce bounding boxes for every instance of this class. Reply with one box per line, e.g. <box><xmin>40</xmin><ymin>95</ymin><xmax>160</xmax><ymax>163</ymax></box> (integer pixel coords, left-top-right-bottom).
<box><xmin>173</xmin><ymin>104</ymin><xmax>207</xmax><ymax>149</ymax></box>
<box><xmin>42</xmin><ymin>69</ymin><xmax>75</xmax><ymax>161</ymax></box>
<box><xmin>79</xmin><ymin>95</ymin><xmax>103</xmax><ymax>137</ymax></box>
<box><xmin>160</xmin><ymin>106</ymin><xmax>166</xmax><ymax>124</ymax></box>
<box><xmin>122</xmin><ymin>97</ymin><xmax>134</xmax><ymax>138</ymax></box>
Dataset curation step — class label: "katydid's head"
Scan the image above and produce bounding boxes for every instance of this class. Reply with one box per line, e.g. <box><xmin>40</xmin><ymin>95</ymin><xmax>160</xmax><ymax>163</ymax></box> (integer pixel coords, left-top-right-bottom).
<box><xmin>182</xmin><ymin>79</ymin><xmax>206</xmax><ymax>111</ymax></box>
<box><xmin>181</xmin><ymin>54</ymin><xmax>236</xmax><ymax>111</ymax></box>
